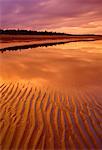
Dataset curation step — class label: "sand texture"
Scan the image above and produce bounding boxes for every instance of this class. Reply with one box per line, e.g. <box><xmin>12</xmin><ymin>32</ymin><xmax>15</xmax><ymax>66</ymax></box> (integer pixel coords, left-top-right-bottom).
<box><xmin>0</xmin><ymin>82</ymin><xmax>102</xmax><ymax>149</ymax></box>
<box><xmin>0</xmin><ymin>40</ymin><xmax>102</xmax><ymax>149</ymax></box>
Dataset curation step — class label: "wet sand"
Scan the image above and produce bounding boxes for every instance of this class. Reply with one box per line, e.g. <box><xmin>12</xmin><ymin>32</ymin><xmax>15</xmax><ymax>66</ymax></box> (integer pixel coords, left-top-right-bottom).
<box><xmin>0</xmin><ymin>82</ymin><xmax>102</xmax><ymax>149</ymax></box>
<box><xmin>0</xmin><ymin>34</ymin><xmax>102</xmax><ymax>49</ymax></box>
<box><xmin>0</xmin><ymin>40</ymin><xmax>102</xmax><ymax>149</ymax></box>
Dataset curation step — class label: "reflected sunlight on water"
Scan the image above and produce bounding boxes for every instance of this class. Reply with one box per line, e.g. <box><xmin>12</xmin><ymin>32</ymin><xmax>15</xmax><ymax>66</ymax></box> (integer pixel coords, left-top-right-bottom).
<box><xmin>54</xmin><ymin>40</ymin><xmax>102</xmax><ymax>53</ymax></box>
<box><xmin>0</xmin><ymin>40</ymin><xmax>102</xmax><ymax>91</ymax></box>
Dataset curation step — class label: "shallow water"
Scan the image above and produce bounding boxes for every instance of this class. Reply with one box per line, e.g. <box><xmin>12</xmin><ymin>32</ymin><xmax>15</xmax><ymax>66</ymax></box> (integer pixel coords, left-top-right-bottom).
<box><xmin>0</xmin><ymin>40</ymin><xmax>102</xmax><ymax>149</ymax></box>
<box><xmin>0</xmin><ymin>40</ymin><xmax>102</xmax><ymax>91</ymax></box>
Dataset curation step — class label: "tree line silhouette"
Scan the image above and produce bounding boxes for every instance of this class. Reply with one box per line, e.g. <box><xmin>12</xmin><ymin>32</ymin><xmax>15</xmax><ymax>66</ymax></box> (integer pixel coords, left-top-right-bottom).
<box><xmin>0</xmin><ymin>29</ymin><xmax>71</xmax><ymax>36</ymax></box>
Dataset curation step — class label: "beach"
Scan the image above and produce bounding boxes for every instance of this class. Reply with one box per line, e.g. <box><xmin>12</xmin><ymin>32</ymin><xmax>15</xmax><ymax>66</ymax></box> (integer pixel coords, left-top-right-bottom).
<box><xmin>0</xmin><ymin>38</ymin><xmax>102</xmax><ymax>149</ymax></box>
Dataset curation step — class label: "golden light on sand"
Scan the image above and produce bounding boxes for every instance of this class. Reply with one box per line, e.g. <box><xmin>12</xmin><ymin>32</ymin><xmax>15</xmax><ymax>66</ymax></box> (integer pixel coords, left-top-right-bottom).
<box><xmin>0</xmin><ymin>39</ymin><xmax>102</xmax><ymax>149</ymax></box>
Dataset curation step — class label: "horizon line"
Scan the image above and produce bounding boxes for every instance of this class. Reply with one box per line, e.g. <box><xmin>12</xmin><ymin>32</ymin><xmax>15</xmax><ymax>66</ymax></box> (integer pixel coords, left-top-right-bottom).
<box><xmin>0</xmin><ymin>29</ymin><xmax>102</xmax><ymax>36</ymax></box>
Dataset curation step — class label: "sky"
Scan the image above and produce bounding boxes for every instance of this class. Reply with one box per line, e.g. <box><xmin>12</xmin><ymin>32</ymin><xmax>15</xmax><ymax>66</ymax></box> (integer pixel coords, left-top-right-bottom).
<box><xmin>0</xmin><ymin>0</ymin><xmax>102</xmax><ymax>34</ymax></box>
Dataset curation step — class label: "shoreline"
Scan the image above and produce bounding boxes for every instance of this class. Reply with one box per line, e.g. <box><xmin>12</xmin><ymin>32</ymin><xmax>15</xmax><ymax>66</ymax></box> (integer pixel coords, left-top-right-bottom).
<box><xmin>0</xmin><ymin>34</ymin><xmax>102</xmax><ymax>51</ymax></box>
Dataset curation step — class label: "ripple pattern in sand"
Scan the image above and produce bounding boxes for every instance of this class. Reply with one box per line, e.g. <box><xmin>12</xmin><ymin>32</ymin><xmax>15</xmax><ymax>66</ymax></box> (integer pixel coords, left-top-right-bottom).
<box><xmin>0</xmin><ymin>83</ymin><xmax>102</xmax><ymax>149</ymax></box>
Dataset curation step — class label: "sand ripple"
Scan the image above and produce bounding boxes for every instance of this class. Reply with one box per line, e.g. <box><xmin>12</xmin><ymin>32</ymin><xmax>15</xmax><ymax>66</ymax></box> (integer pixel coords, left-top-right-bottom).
<box><xmin>0</xmin><ymin>82</ymin><xmax>102</xmax><ymax>149</ymax></box>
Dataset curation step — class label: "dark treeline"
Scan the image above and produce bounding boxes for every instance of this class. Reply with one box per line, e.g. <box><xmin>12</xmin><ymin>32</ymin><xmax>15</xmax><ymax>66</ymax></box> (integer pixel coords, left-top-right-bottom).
<box><xmin>0</xmin><ymin>29</ymin><xmax>71</xmax><ymax>36</ymax></box>
<box><xmin>0</xmin><ymin>29</ymin><xmax>100</xmax><ymax>36</ymax></box>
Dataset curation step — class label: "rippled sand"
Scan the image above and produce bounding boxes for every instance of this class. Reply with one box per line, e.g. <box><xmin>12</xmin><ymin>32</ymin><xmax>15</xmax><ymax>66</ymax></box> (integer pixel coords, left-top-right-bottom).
<box><xmin>0</xmin><ymin>40</ymin><xmax>102</xmax><ymax>149</ymax></box>
<box><xmin>0</xmin><ymin>82</ymin><xmax>102</xmax><ymax>149</ymax></box>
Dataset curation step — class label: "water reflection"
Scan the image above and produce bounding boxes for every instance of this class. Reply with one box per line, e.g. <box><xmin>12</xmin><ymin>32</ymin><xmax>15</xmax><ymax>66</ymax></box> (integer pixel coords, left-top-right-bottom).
<box><xmin>0</xmin><ymin>39</ymin><xmax>96</xmax><ymax>53</ymax></box>
<box><xmin>0</xmin><ymin>40</ymin><xmax>102</xmax><ymax>91</ymax></box>
<box><xmin>54</xmin><ymin>40</ymin><xmax>102</xmax><ymax>53</ymax></box>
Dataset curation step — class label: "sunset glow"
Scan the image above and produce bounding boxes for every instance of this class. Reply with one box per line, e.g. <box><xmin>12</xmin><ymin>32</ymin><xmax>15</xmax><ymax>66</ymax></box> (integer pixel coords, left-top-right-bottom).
<box><xmin>0</xmin><ymin>0</ymin><xmax>102</xmax><ymax>34</ymax></box>
<box><xmin>0</xmin><ymin>1</ymin><xmax>102</xmax><ymax>149</ymax></box>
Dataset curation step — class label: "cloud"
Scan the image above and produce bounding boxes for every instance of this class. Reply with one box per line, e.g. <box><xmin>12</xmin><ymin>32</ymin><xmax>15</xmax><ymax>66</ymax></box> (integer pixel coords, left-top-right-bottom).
<box><xmin>0</xmin><ymin>0</ymin><xmax>102</xmax><ymax>34</ymax></box>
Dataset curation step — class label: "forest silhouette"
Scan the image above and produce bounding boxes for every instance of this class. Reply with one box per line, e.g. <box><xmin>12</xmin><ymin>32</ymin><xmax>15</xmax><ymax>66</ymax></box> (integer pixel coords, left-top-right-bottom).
<box><xmin>0</xmin><ymin>29</ymin><xmax>70</xmax><ymax>36</ymax></box>
<box><xmin>0</xmin><ymin>29</ymin><xmax>96</xmax><ymax>36</ymax></box>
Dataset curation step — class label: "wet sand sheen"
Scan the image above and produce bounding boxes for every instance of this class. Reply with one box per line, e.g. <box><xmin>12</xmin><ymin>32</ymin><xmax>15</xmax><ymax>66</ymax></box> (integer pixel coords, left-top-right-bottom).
<box><xmin>0</xmin><ymin>40</ymin><xmax>102</xmax><ymax>149</ymax></box>
<box><xmin>0</xmin><ymin>82</ymin><xmax>102</xmax><ymax>149</ymax></box>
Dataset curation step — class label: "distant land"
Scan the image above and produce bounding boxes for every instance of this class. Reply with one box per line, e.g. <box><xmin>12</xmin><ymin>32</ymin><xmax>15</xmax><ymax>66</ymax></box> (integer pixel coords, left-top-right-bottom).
<box><xmin>0</xmin><ymin>29</ymin><xmax>69</xmax><ymax>36</ymax></box>
<box><xmin>0</xmin><ymin>29</ymin><xmax>102</xmax><ymax>52</ymax></box>
<box><xmin>0</xmin><ymin>29</ymin><xmax>100</xmax><ymax>36</ymax></box>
